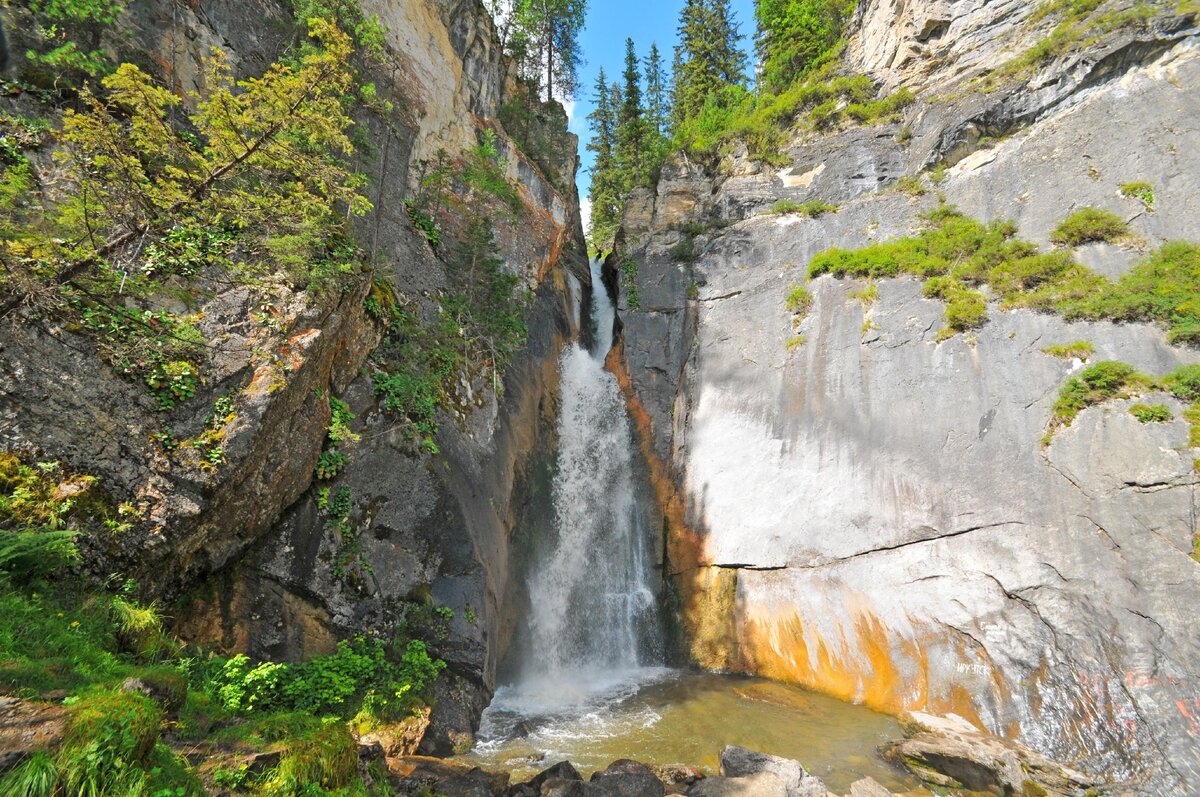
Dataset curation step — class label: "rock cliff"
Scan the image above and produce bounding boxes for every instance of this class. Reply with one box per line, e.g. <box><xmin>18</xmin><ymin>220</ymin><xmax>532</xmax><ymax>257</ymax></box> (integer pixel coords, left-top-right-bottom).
<box><xmin>612</xmin><ymin>0</ymin><xmax>1200</xmax><ymax>790</ymax></box>
<box><xmin>1</xmin><ymin>0</ymin><xmax>586</xmax><ymax>754</ymax></box>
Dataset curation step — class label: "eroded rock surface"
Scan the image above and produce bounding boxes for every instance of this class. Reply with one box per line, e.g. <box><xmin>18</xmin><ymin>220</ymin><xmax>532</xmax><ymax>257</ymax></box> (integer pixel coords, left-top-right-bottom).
<box><xmin>613</xmin><ymin>5</ymin><xmax>1200</xmax><ymax>792</ymax></box>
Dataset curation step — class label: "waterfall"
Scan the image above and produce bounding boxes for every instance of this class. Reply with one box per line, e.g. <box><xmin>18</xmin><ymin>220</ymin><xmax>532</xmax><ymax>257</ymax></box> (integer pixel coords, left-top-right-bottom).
<box><xmin>508</xmin><ymin>259</ymin><xmax>665</xmax><ymax>710</ymax></box>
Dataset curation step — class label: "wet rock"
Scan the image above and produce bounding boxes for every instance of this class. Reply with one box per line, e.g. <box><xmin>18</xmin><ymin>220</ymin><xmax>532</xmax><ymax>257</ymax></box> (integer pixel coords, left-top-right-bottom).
<box><xmin>718</xmin><ymin>747</ymin><xmax>831</xmax><ymax>797</ymax></box>
<box><xmin>846</xmin><ymin>778</ymin><xmax>895</xmax><ymax>797</ymax></box>
<box><xmin>591</xmin><ymin>759</ymin><xmax>666</xmax><ymax>797</ymax></box>
<box><xmin>686</xmin><ymin>772</ymin><xmax>789</xmax><ymax>797</ymax></box>
<box><xmin>530</xmin><ymin>761</ymin><xmax>583</xmax><ymax>788</ymax></box>
<box><xmin>651</xmin><ymin>763</ymin><xmax>705</xmax><ymax>795</ymax></box>
<box><xmin>387</xmin><ymin>756</ymin><xmax>508</xmax><ymax>797</ymax></box>
<box><xmin>542</xmin><ymin>779</ymin><xmax>610</xmax><ymax>797</ymax></box>
<box><xmin>0</xmin><ymin>697</ymin><xmax>66</xmax><ymax>771</ymax></box>
<box><xmin>884</xmin><ymin>713</ymin><xmax>1099</xmax><ymax>795</ymax></box>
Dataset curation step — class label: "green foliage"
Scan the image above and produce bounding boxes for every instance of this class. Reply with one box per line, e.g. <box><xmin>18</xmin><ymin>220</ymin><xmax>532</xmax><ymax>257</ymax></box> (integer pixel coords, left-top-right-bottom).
<box><xmin>1164</xmin><ymin>364</ymin><xmax>1200</xmax><ymax>402</ymax></box>
<box><xmin>4</xmin><ymin>19</ymin><xmax>372</xmax><ymax>412</ymax></box>
<box><xmin>786</xmin><ymin>334</ymin><xmax>806</xmax><ymax>351</ymax></box>
<box><xmin>259</xmin><ymin>721</ymin><xmax>358</xmax><ymax>796</ymax></box>
<box><xmin>1050</xmin><ymin>207</ymin><xmax>1130</xmax><ymax>246</ymax></box>
<box><xmin>672</xmin><ymin>0</ymin><xmax>749</xmax><ymax>127</ymax></box>
<box><xmin>620</xmin><ymin>258</ymin><xmax>641</xmax><ymax>310</ymax></box>
<box><xmin>0</xmin><ymin>751</ymin><xmax>58</xmax><ymax>797</ymax></box>
<box><xmin>22</xmin><ymin>0</ymin><xmax>124</xmax><ymax>87</ymax></box>
<box><xmin>1129</xmin><ymin>403</ymin><xmax>1172</xmax><ymax>423</ymax></box>
<box><xmin>1042</xmin><ymin>341</ymin><xmax>1095</xmax><ymax>360</ymax></box>
<box><xmin>847</xmin><ymin>283</ymin><xmax>878</xmax><ymax>307</ymax></box>
<box><xmin>1051</xmin><ymin>360</ymin><xmax>1146</xmax><ymax>428</ymax></box>
<box><xmin>405</xmin><ymin>200</ymin><xmax>442</xmax><ymax>249</ymax></box>
<box><xmin>59</xmin><ymin>689</ymin><xmax>162</xmax><ymax>797</ymax></box>
<box><xmin>670</xmin><ymin>234</ymin><xmax>698</xmax><ymax>262</ymax></box>
<box><xmin>199</xmin><ymin>637</ymin><xmax>444</xmax><ymax>722</ymax></box>
<box><xmin>770</xmin><ymin>198</ymin><xmax>839</xmax><ymax>217</ymax></box>
<box><xmin>894</xmin><ymin>175</ymin><xmax>927</xmax><ymax>196</ymax></box>
<box><xmin>755</xmin><ymin>0</ymin><xmax>860</xmax><ymax>94</ymax></box>
<box><xmin>1120</xmin><ymin>181</ymin><xmax>1155</xmax><ymax>209</ymax></box>
<box><xmin>315</xmin><ymin>450</ymin><xmax>350</xmax><ymax>481</ymax></box>
<box><xmin>805</xmin><ymin>206</ymin><xmax>1200</xmax><ymax>344</ymax></box>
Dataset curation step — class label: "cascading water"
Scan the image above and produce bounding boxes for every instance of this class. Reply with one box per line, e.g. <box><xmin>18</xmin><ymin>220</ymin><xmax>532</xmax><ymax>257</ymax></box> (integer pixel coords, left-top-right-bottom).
<box><xmin>523</xmin><ymin>260</ymin><xmax>662</xmax><ymax>683</ymax></box>
<box><xmin>459</xmin><ymin>262</ymin><xmax>917</xmax><ymax>794</ymax></box>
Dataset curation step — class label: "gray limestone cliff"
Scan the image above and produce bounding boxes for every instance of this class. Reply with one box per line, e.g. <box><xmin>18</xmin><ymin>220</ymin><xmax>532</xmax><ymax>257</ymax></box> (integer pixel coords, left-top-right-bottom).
<box><xmin>611</xmin><ymin>0</ymin><xmax>1200</xmax><ymax>791</ymax></box>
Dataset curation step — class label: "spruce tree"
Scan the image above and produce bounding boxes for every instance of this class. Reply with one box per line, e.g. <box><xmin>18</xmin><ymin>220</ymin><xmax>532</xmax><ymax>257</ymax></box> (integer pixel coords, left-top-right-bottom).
<box><xmin>586</xmin><ymin>68</ymin><xmax>622</xmax><ymax>251</ymax></box>
<box><xmin>512</xmin><ymin>0</ymin><xmax>588</xmax><ymax>102</ymax></box>
<box><xmin>755</xmin><ymin>0</ymin><xmax>856</xmax><ymax>93</ymax></box>
<box><xmin>671</xmin><ymin>0</ymin><xmax>747</xmax><ymax>126</ymax></box>
<box><xmin>616</xmin><ymin>38</ymin><xmax>647</xmax><ymax>191</ymax></box>
<box><xmin>644</xmin><ymin>42</ymin><xmax>669</xmax><ymax>138</ymax></box>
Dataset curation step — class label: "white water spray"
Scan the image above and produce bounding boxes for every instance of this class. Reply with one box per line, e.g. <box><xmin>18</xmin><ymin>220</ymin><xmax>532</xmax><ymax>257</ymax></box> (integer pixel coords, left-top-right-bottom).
<box><xmin>501</xmin><ymin>260</ymin><xmax>664</xmax><ymax>713</ymax></box>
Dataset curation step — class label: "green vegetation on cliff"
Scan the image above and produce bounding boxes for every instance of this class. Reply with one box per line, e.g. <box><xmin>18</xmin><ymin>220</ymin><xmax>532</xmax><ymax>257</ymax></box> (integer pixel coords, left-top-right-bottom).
<box><xmin>0</xmin><ymin>453</ymin><xmax>442</xmax><ymax>796</ymax></box>
<box><xmin>804</xmin><ymin>205</ymin><xmax>1200</xmax><ymax>344</ymax></box>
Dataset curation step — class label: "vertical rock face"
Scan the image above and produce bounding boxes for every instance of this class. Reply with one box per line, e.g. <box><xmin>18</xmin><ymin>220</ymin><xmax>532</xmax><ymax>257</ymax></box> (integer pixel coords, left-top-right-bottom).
<box><xmin>2</xmin><ymin>0</ymin><xmax>585</xmax><ymax>752</ymax></box>
<box><xmin>613</xmin><ymin>0</ymin><xmax>1200</xmax><ymax>789</ymax></box>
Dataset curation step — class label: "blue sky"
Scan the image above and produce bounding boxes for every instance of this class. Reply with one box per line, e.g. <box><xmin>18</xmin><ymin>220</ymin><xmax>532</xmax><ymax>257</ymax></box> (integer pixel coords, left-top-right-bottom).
<box><xmin>566</xmin><ymin>0</ymin><xmax>757</xmax><ymax>224</ymax></box>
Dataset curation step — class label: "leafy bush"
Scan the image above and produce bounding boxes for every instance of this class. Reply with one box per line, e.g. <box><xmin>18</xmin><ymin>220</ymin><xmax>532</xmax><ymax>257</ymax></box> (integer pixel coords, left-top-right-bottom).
<box><xmin>1050</xmin><ymin>207</ymin><xmax>1129</xmax><ymax>246</ymax></box>
<box><xmin>894</xmin><ymin>175</ymin><xmax>926</xmax><ymax>196</ymax></box>
<box><xmin>770</xmin><ymin>198</ymin><xmax>838</xmax><ymax>217</ymax></box>
<box><xmin>1050</xmin><ymin>360</ymin><xmax>1146</xmax><ymax>428</ymax></box>
<box><xmin>1129</xmin><ymin>404</ymin><xmax>1172</xmax><ymax>423</ymax></box>
<box><xmin>785</xmin><ymin>284</ymin><xmax>813</xmax><ymax>318</ymax></box>
<box><xmin>620</xmin><ymin>257</ymin><xmax>641</xmax><ymax>310</ymax></box>
<box><xmin>199</xmin><ymin>637</ymin><xmax>444</xmax><ymax>722</ymax></box>
<box><xmin>1120</xmin><ymin>181</ymin><xmax>1155</xmax><ymax>209</ymax></box>
<box><xmin>1164</xmin><ymin>364</ymin><xmax>1200</xmax><ymax>402</ymax></box>
<box><xmin>669</xmin><ymin>234</ymin><xmax>698</xmax><ymax>262</ymax></box>
<box><xmin>315</xmin><ymin>450</ymin><xmax>350</xmax><ymax>481</ymax></box>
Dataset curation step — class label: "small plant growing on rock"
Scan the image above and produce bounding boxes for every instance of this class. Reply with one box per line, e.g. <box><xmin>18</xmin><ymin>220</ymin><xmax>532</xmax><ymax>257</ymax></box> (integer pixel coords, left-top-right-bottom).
<box><xmin>785</xmin><ymin>283</ymin><xmax>813</xmax><ymax>318</ymax></box>
<box><xmin>1129</xmin><ymin>404</ymin><xmax>1172</xmax><ymax>423</ymax></box>
<box><xmin>1050</xmin><ymin>207</ymin><xmax>1129</xmax><ymax>246</ymax></box>
<box><xmin>1120</xmin><ymin>181</ymin><xmax>1155</xmax><ymax>209</ymax></box>
<box><xmin>770</xmin><ymin>198</ymin><xmax>838</xmax><ymax>217</ymax></box>
<box><xmin>1041</xmin><ymin>341</ymin><xmax>1095</xmax><ymax>360</ymax></box>
<box><xmin>894</xmin><ymin>175</ymin><xmax>926</xmax><ymax>196</ymax></box>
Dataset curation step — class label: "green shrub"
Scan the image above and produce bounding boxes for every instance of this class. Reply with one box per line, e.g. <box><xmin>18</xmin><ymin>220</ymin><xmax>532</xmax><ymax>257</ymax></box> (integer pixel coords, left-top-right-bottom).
<box><xmin>1041</xmin><ymin>341</ymin><xmax>1095</xmax><ymax>360</ymax></box>
<box><xmin>1120</xmin><ymin>181</ymin><xmax>1155</xmax><ymax>209</ymax></box>
<box><xmin>315</xmin><ymin>450</ymin><xmax>350</xmax><ymax>480</ymax></box>
<box><xmin>620</xmin><ymin>258</ymin><xmax>641</xmax><ymax>310</ymax></box>
<box><xmin>786</xmin><ymin>284</ymin><xmax>813</xmax><ymax>317</ymax></box>
<box><xmin>1050</xmin><ymin>360</ymin><xmax>1146</xmax><ymax>429</ymax></box>
<box><xmin>1050</xmin><ymin>207</ymin><xmax>1129</xmax><ymax>246</ymax></box>
<box><xmin>259</xmin><ymin>721</ymin><xmax>358</xmax><ymax>796</ymax></box>
<box><xmin>894</xmin><ymin>175</ymin><xmax>926</xmax><ymax>196</ymax></box>
<box><xmin>1129</xmin><ymin>404</ymin><xmax>1172</xmax><ymax>423</ymax></box>
<box><xmin>1164</xmin><ymin>364</ymin><xmax>1200</xmax><ymax>402</ymax></box>
<box><xmin>669</xmin><ymin>235</ymin><xmax>698</xmax><ymax>262</ymax></box>
<box><xmin>770</xmin><ymin>199</ymin><xmax>804</xmax><ymax>215</ymax></box>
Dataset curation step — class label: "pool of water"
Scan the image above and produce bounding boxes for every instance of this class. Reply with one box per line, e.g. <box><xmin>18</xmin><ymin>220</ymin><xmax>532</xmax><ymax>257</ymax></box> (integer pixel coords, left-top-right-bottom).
<box><xmin>456</xmin><ymin>669</ymin><xmax>917</xmax><ymax>794</ymax></box>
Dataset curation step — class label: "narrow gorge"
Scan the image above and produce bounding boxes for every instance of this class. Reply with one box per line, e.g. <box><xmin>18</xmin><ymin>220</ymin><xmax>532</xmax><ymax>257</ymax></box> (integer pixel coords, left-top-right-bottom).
<box><xmin>0</xmin><ymin>0</ymin><xmax>1197</xmax><ymax>795</ymax></box>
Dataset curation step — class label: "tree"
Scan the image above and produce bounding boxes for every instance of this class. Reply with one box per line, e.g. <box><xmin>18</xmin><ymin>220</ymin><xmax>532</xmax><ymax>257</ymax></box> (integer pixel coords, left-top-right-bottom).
<box><xmin>512</xmin><ymin>0</ymin><xmax>588</xmax><ymax>102</ymax></box>
<box><xmin>643</xmin><ymin>42</ymin><xmax>670</xmax><ymax>138</ymax></box>
<box><xmin>616</xmin><ymin>38</ymin><xmax>647</xmax><ymax>190</ymax></box>
<box><xmin>755</xmin><ymin>0</ymin><xmax>857</xmax><ymax>93</ymax></box>
<box><xmin>586</xmin><ymin>68</ymin><xmax>621</xmax><ymax>252</ymax></box>
<box><xmin>671</xmin><ymin>0</ymin><xmax>747</xmax><ymax>126</ymax></box>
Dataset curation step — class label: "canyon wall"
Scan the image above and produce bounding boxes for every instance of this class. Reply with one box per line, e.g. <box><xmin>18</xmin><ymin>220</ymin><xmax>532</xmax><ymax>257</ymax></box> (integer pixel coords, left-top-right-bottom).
<box><xmin>0</xmin><ymin>0</ymin><xmax>586</xmax><ymax>753</ymax></box>
<box><xmin>612</xmin><ymin>0</ymin><xmax>1200</xmax><ymax>791</ymax></box>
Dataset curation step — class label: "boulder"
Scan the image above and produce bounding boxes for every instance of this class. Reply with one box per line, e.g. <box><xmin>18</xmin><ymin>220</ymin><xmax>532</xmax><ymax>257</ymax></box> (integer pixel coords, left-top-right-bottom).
<box><xmin>591</xmin><ymin>759</ymin><xmax>666</xmax><ymax>797</ymax></box>
<box><xmin>847</xmin><ymin>778</ymin><xmax>895</xmax><ymax>797</ymax></box>
<box><xmin>687</xmin><ymin>772</ymin><xmax>789</xmax><ymax>797</ymax></box>
<box><xmin>650</xmin><ymin>763</ymin><xmax>704</xmax><ymax>794</ymax></box>
<box><xmin>0</xmin><ymin>697</ymin><xmax>66</xmax><ymax>772</ymax></box>
<box><xmin>357</xmin><ymin>707</ymin><xmax>431</xmax><ymax>757</ymax></box>
<box><xmin>387</xmin><ymin>755</ymin><xmax>508</xmax><ymax>797</ymax></box>
<box><xmin>718</xmin><ymin>747</ymin><xmax>831</xmax><ymax>797</ymax></box>
<box><xmin>541</xmin><ymin>779</ymin><xmax>610</xmax><ymax>797</ymax></box>
<box><xmin>885</xmin><ymin>712</ymin><xmax>1099</xmax><ymax>795</ymax></box>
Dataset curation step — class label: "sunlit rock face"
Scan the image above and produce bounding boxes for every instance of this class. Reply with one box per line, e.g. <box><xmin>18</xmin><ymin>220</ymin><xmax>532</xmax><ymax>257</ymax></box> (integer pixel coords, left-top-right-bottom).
<box><xmin>613</xmin><ymin>5</ymin><xmax>1200</xmax><ymax>788</ymax></box>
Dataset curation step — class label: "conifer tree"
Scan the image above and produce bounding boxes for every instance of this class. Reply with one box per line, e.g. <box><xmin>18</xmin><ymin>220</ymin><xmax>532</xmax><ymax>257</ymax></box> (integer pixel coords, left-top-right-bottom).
<box><xmin>586</xmin><ymin>68</ymin><xmax>622</xmax><ymax>251</ymax></box>
<box><xmin>616</xmin><ymin>38</ymin><xmax>647</xmax><ymax>191</ymax></box>
<box><xmin>512</xmin><ymin>0</ymin><xmax>588</xmax><ymax>102</ymax></box>
<box><xmin>671</xmin><ymin>0</ymin><xmax>747</xmax><ymax>126</ymax></box>
<box><xmin>644</xmin><ymin>42</ymin><xmax>669</xmax><ymax>138</ymax></box>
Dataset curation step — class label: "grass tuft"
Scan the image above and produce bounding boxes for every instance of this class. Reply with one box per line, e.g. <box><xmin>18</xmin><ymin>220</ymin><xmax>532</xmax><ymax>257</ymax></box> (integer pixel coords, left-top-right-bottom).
<box><xmin>1050</xmin><ymin>207</ymin><xmax>1129</xmax><ymax>247</ymax></box>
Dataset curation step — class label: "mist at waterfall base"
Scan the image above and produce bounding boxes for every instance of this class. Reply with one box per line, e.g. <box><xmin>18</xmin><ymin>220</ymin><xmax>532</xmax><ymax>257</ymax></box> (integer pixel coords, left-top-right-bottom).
<box><xmin>459</xmin><ymin>262</ymin><xmax>913</xmax><ymax>793</ymax></box>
